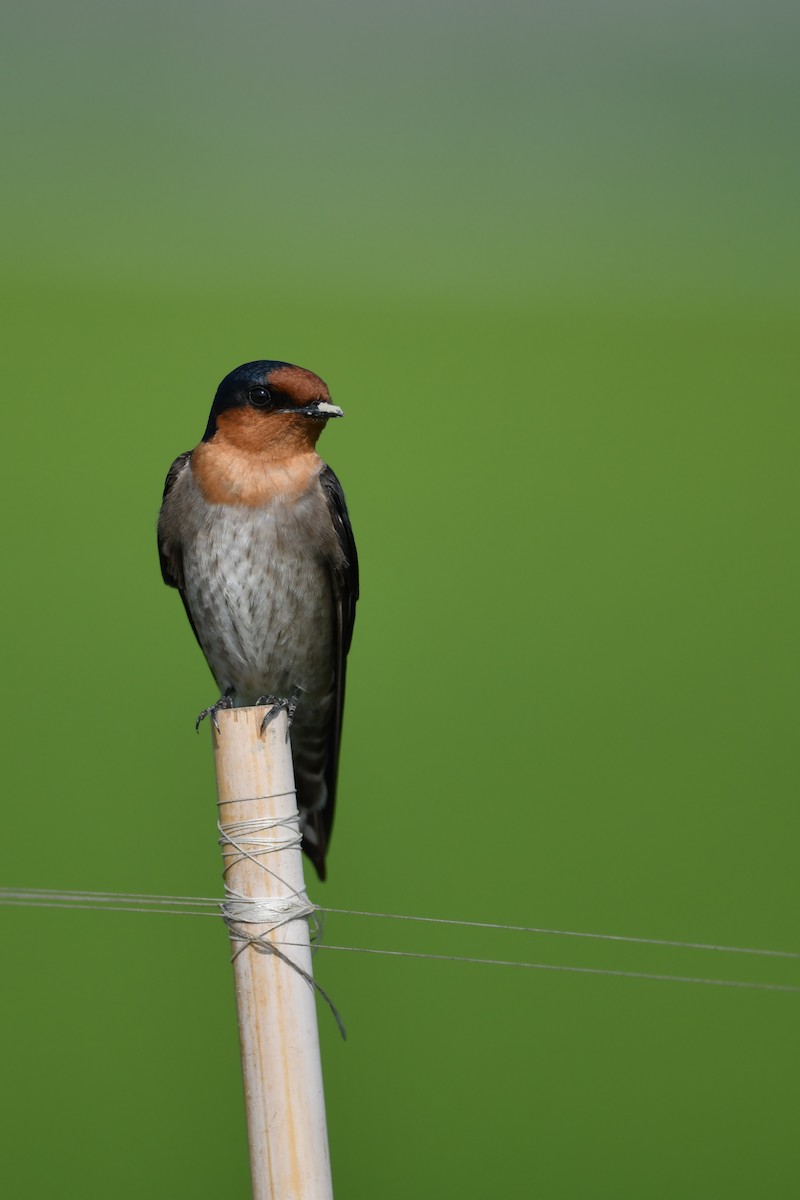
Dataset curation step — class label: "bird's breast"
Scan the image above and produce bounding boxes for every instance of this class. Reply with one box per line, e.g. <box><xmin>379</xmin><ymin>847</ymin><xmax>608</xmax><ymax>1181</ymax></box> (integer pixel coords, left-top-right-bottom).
<box><xmin>191</xmin><ymin>438</ymin><xmax>321</xmax><ymax>507</ymax></box>
<box><xmin>179</xmin><ymin>467</ymin><xmax>338</xmax><ymax>704</ymax></box>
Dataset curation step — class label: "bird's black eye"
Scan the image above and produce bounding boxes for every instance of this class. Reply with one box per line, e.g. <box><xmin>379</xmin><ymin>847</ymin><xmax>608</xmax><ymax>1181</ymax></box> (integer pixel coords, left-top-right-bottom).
<box><xmin>249</xmin><ymin>386</ymin><xmax>271</xmax><ymax>407</ymax></box>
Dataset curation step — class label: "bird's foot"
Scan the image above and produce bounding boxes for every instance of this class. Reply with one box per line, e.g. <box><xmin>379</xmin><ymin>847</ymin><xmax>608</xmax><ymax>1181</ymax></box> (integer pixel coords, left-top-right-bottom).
<box><xmin>255</xmin><ymin>686</ymin><xmax>305</xmax><ymax>739</ymax></box>
<box><xmin>195</xmin><ymin>689</ymin><xmax>235</xmax><ymax>733</ymax></box>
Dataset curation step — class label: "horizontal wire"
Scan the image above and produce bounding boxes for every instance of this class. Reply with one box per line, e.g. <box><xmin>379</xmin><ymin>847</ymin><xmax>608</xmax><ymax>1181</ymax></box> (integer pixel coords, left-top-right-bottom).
<box><xmin>320</xmin><ymin>905</ymin><xmax>800</xmax><ymax>961</ymax></box>
<box><xmin>273</xmin><ymin>941</ymin><xmax>800</xmax><ymax>995</ymax></box>
<box><xmin>0</xmin><ymin>888</ymin><xmax>798</xmax><ymax>995</ymax></box>
<box><xmin>1</xmin><ymin>886</ymin><xmax>797</xmax><ymax>961</ymax></box>
<box><xmin>0</xmin><ymin>897</ymin><xmax>216</xmax><ymax>918</ymax></box>
<box><xmin>0</xmin><ymin>887</ymin><xmax>219</xmax><ymax>909</ymax></box>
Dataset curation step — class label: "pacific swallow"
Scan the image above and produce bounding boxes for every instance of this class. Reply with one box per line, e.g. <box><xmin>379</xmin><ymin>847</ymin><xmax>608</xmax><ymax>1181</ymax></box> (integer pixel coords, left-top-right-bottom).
<box><xmin>157</xmin><ymin>360</ymin><xmax>358</xmax><ymax>881</ymax></box>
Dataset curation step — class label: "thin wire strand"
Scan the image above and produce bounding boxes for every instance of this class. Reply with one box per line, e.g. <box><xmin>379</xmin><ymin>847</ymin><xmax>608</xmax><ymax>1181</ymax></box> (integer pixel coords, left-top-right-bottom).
<box><xmin>0</xmin><ymin>897</ymin><xmax>214</xmax><ymax>918</ymax></box>
<box><xmin>0</xmin><ymin>887</ymin><xmax>219</xmax><ymax>909</ymax></box>
<box><xmin>0</xmin><ymin>888</ymin><xmax>797</xmax><ymax>996</ymax></box>
<box><xmin>1</xmin><ymin>886</ymin><xmax>797</xmax><ymax>961</ymax></box>
<box><xmin>269</xmin><ymin>941</ymin><xmax>800</xmax><ymax>994</ymax></box>
<box><xmin>319</xmin><ymin>905</ymin><xmax>800</xmax><ymax>961</ymax></box>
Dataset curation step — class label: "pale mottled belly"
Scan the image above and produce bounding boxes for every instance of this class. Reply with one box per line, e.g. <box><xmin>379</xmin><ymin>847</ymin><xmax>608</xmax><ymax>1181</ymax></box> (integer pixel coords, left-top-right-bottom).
<box><xmin>181</xmin><ymin>495</ymin><xmax>335</xmax><ymax>707</ymax></box>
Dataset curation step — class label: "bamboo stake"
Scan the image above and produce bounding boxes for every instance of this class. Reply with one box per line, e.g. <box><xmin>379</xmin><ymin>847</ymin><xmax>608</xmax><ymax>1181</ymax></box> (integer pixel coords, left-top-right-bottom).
<box><xmin>211</xmin><ymin>705</ymin><xmax>333</xmax><ymax>1200</ymax></box>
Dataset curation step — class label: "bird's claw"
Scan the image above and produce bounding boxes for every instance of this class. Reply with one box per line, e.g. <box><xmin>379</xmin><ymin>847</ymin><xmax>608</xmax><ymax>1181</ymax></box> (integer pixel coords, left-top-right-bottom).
<box><xmin>255</xmin><ymin>686</ymin><xmax>305</xmax><ymax>739</ymax></box>
<box><xmin>195</xmin><ymin>690</ymin><xmax>234</xmax><ymax>733</ymax></box>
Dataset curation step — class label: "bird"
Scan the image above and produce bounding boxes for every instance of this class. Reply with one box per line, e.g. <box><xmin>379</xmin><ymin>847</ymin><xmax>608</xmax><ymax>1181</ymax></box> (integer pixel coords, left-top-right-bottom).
<box><xmin>157</xmin><ymin>360</ymin><xmax>358</xmax><ymax>881</ymax></box>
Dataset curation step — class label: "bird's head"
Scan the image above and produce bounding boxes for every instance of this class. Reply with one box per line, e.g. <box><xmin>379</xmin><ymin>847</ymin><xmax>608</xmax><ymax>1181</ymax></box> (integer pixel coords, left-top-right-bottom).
<box><xmin>202</xmin><ymin>360</ymin><xmax>343</xmax><ymax>454</ymax></box>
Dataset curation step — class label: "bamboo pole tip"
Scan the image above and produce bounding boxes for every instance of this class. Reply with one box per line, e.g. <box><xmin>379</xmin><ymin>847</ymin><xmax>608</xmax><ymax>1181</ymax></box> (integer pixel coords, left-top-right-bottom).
<box><xmin>211</xmin><ymin>703</ymin><xmax>290</xmax><ymax>749</ymax></box>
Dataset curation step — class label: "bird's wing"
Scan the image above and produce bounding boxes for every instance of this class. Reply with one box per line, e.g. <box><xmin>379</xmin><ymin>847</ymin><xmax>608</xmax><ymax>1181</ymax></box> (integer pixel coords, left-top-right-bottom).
<box><xmin>313</xmin><ymin>464</ymin><xmax>359</xmax><ymax>874</ymax></box>
<box><xmin>158</xmin><ymin>451</ymin><xmax>192</xmax><ymax>588</ymax></box>
<box><xmin>157</xmin><ymin>451</ymin><xmax>207</xmax><ymax>651</ymax></box>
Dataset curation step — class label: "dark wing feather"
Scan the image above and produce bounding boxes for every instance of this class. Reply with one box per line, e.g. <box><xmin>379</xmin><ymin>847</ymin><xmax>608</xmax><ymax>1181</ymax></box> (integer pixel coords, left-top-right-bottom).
<box><xmin>157</xmin><ymin>451</ymin><xmax>205</xmax><ymax>650</ymax></box>
<box><xmin>158</xmin><ymin>451</ymin><xmax>192</xmax><ymax>587</ymax></box>
<box><xmin>311</xmin><ymin>465</ymin><xmax>359</xmax><ymax>875</ymax></box>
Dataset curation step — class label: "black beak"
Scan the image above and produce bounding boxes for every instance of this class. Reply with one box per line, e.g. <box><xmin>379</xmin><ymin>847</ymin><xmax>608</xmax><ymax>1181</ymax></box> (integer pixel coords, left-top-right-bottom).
<box><xmin>293</xmin><ymin>401</ymin><xmax>345</xmax><ymax>420</ymax></box>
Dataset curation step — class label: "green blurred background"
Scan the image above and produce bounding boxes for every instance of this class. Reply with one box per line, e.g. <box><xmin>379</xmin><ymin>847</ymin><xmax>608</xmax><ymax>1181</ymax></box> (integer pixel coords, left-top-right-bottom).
<box><xmin>1</xmin><ymin>1</ymin><xmax>798</xmax><ymax>1196</ymax></box>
